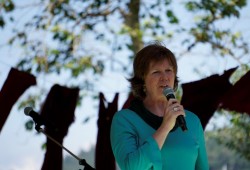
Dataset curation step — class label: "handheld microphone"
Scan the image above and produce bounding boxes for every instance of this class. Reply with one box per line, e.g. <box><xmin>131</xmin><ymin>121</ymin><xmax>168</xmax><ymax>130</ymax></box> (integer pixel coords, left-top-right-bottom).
<box><xmin>24</xmin><ymin>107</ymin><xmax>57</xmax><ymax>131</ymax></box>
<box><xmin>163</xmin><ymin>87</ymin><xmax>188</xmax><ymax>131</ymax></box>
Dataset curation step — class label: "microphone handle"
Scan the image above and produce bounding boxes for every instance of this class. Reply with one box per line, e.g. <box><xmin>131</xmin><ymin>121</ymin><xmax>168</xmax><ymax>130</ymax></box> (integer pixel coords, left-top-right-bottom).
<box><xmin>166</xmin><ymin>94</ymin><xmax>175</xmax><ymax>100</ymax></box>
<box><xmin>177</xmin><ymin>116</ymin><xmax>188</xmax><ymax>131</ymax></box>
<box><xmin>29</xmin><ymin>111</ymin><xmax>44</xmax><ymax>125</ymax></box>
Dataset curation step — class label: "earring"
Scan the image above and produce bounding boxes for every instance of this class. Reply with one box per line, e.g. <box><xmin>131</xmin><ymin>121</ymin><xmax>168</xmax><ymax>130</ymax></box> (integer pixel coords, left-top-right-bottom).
<box><xmin>143</xmin><ymin>85</ymin><xmax>146</xmax><ymax>93</ymax></box>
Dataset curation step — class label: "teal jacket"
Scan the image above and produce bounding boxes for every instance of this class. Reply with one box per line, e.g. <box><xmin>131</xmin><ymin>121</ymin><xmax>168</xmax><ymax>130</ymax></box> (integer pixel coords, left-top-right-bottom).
<box><xmin>110</xmin><ymin>107</ymin><xmax>209</xmax><ymax>170</ymax></box>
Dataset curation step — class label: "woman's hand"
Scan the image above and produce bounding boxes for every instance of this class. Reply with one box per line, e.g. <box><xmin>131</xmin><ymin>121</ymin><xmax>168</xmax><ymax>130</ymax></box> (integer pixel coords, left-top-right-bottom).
<box><xmin>162</xmin><ymin>98</ymin><xmax>185</xmax><ymax>131</ymax></box>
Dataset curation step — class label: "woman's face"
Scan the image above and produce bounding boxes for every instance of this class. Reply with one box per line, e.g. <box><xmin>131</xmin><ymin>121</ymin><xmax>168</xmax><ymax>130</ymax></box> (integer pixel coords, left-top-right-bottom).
<box><xmin>144</xmin><ymin>59</ymin><xmax>175</xmax><ymax>100</ymax></box>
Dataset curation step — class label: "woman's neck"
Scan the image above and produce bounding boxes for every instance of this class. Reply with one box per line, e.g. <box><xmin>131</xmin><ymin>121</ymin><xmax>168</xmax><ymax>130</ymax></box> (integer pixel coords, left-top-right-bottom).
<box><xmin>143</xmin><ymin>97</ymin><xmax>167</xmax><ymax>117</ymax></box>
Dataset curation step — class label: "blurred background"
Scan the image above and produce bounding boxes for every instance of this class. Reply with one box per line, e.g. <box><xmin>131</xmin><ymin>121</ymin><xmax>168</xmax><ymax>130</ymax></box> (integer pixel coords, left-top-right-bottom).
<box><xmin>0</xmin><ymin>0</ymin><xmax>250</xmax><ymax>170</ymax></box>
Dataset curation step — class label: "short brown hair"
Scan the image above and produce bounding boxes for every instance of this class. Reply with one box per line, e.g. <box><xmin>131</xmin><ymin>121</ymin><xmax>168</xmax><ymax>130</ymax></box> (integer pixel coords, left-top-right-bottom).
<box><xmin>128</xmin><ymin>42</ymin><xmax>179</xmax><ymax>99</ymax></box>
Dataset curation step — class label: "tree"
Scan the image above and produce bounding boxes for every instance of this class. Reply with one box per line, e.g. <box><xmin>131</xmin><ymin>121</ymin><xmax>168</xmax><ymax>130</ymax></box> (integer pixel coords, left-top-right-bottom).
<box><xmin>1</xmin><ymin>0</ymin><xmax>250</xmax><ymax>162</ymax></box>
<box><xmin>206</xmin><ymin>130</ymin><xmax>250</xmax><ymax>170</ymax></box>
<box><xmin>211</xmin><ymin>110</ymin><xmax>250</xmax><ymax>161</ymax></box>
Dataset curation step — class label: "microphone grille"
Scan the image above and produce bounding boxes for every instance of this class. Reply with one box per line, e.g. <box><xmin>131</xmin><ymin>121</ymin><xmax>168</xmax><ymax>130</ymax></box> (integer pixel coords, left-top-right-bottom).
<box><xmin>24</xmin><ymin>107</ymin><xmax>33</xmax><ymax>115</ymax></box>
<box><xmin>163</xmin><ymin>87</ymin><xmax>174</xmax><ymax>96</ymax></box>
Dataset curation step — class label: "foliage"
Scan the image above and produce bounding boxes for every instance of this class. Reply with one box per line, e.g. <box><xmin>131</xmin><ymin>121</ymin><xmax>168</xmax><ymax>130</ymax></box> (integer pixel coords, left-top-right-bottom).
<box><xmin>1</xmin><ymin>0</ymin><xmax>250</xmax><ymax>162</ymax></box>
<box><xmin>0</xmin><ymin>0</ymin><xmax>15</xmax><ymax>27</ymax></box>
<box><xmin>185</xmin><ymin>0</ymin><xmax>248</xmax><ymax>61</ymax></box>
<box><xmin>1</xmin><ymin>0</ymin><xmax>248</xmax><ymax>78</ymax></box>
<box><xmin>0</xmin><ymin>0</ymin><xmax>248</xmax><ymax>103</ymax></box>
<box><xmin>209</xmin><ymin>110</ymin><xmax>250</xmax><ymax>161</ymax></box>
<box><xmin>206</xmin><ymin>130</ymin><xmax>250</xmax><ymax>170</ymax></box>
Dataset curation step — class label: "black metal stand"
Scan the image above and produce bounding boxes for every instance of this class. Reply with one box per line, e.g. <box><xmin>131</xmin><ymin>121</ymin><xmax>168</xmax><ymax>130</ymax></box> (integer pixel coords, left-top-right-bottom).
<box><xmin>35</xmin><ymin>124</ymin><xmax>95</xmax><ymax>170</ymax></box>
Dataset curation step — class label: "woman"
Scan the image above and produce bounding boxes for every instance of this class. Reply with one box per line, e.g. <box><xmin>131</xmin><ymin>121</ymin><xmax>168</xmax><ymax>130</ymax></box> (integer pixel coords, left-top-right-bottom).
<box><xmin>110</xmin><ymin>42</ymin><xmax>209</xmax><ymax>170</ymax></box>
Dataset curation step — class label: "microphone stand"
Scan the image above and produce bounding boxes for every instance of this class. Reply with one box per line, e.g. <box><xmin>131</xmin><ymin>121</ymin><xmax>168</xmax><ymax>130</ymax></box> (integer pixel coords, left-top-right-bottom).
<box><xmin>34</xmin><ymin>123</ymin><xmax>95</xmax><ymax>170</ymax></box>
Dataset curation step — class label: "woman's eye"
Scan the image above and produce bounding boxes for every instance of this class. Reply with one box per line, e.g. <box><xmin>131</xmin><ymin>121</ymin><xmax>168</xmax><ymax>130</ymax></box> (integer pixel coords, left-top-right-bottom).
<box><xmin>165</xmin><ymin>69</ymin><xmax>173</xmax><ymax>72</ymax></box>
<box><xmin>153</xmin><ymin>71</ymin><xmax>160</xmax><ymax>74</ymax></box>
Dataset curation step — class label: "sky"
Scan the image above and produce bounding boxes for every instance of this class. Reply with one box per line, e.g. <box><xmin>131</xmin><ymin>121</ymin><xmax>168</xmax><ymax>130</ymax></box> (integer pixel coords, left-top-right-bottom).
<box><xmin>0</xmin><ymin>1</ymin><xmax>250</xmax><ymax>170</ymax></box>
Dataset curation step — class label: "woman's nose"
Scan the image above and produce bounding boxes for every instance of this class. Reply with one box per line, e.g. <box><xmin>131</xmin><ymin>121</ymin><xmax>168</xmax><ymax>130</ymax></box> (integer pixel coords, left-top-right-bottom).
<box><xmin>161</xmin><ymin>72</ymin><xmax>168</xmax><ymax>81</ymax></box>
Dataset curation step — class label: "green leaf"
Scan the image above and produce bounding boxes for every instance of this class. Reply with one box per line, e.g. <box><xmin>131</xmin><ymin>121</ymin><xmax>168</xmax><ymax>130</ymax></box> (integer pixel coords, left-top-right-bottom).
<box><xmin>166</xmin><ymin>10</ymin><xmax>179</xmax><ymax>24</ymax></box>
<box><xmin>3</xmin><ymin>0</ymin><xmax>15</xmax><ymax>12</ymax></box>
<box><xmin>0</xmin><ymin>16</ymin><xmax>5</xmax><ymax>28</ymax></box>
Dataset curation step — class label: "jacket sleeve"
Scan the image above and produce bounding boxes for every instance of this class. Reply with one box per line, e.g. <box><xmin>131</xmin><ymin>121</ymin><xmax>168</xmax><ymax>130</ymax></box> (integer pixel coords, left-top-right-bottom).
<box><xmin>110</xmin><ymin>110</ymin><xmax>162</xmax><ymax>170</ymax></box>
<box><xmin>195</xmin><ymin>120</ymin><xmax>209</xmax><ymax>170</ymax></box>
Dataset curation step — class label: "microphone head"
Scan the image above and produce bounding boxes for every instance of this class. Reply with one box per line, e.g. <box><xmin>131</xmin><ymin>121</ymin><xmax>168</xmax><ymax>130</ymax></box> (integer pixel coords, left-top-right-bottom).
<box><xmin>163</xmin><ymin>87</ymin><xmax>176</xmax><ymax>100</ymax></box>
<box><xmin>24</xmin><ymin>107</ymin><xmax>33</xmax><ymax>116</ymax></box>
<box><xmin>163</xmin><ymin>87</ymin><xmax>174</xmax><ymax>96</ymax></box>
